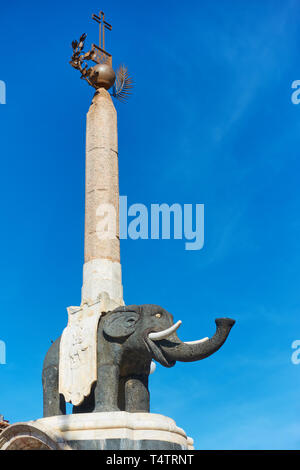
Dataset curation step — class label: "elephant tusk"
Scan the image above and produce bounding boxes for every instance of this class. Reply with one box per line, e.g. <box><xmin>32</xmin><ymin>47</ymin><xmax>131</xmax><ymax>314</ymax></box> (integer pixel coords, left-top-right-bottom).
<box><xmin>184</xmin><ymin>337</ymin><xmax>209</xmax><ymax>345</ymax></box>
<box><xmin>148</xmin><ymin>320</ymin><xmax>182</xmax><ymax>341</ymax></box>
<box><xmin>150</xmin><ymin>361</ymin><xmax>156</xmax><ymax>374</ymax></box>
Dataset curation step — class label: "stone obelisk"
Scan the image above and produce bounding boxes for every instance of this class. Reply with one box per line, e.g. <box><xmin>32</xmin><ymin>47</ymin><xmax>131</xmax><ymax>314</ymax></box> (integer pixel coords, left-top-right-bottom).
<box><xmin>82</xmin><ymin>87</ymin><xmax>123</xmax><ymax>308</ymax></box>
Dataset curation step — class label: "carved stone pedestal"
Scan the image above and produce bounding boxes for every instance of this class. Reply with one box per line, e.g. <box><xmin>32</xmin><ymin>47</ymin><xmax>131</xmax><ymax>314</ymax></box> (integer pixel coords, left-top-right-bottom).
<box><xmin>0</xmin><ymin>412</ymin><xmax>194</xmax><ymax>450</ymax></box>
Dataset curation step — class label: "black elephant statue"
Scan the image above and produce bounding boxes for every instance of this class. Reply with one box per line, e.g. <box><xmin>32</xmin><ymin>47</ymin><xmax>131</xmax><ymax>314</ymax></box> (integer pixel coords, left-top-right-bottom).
<box><xmin>42</xmin><ymin>304</ymin><xmax>235</xmax><ymax>417</ymax></box>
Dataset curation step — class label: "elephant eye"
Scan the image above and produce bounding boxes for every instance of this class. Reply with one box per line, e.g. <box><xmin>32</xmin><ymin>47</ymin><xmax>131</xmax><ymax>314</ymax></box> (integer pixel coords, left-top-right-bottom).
<box><xmin>155</xmin><ymin>313</ymin><xmax>162</xmax><ymax>318</ymax></box>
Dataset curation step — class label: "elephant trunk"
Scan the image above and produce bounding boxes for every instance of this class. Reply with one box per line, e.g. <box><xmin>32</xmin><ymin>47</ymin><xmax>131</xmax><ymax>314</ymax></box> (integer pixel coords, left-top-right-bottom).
<box><xmin>157</xmin><ymin>318</ymin><xmax>235</xmax><ymax>363</ymax></box>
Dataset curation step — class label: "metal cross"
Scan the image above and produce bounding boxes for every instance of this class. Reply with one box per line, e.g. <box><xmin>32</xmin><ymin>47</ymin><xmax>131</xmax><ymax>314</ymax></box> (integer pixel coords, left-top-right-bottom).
<box><xmin>92</xmin><ymin>11</ymin><xmax>112</xmax><ymax>54</ymax></box>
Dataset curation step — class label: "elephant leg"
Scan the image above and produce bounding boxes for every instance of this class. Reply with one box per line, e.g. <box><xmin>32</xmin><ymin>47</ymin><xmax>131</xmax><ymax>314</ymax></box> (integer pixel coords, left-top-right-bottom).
<box><xmin>94</xmin><ymin>364</ymin><xmax>120</xmax><ymax>412</ymax></box>
<box><xmin>124</xmin><ymin>374</ymin><xmax>150</xmax><ymax>413</ymax></box>
<box><xmin>42</xmin><ymin>365</ymin><xmax>66</xmax><ymax>417</ymax></box>
<box><xmin>118</xmin><ymin>376</ymin><xmax>126</xmax><ymax>411</ymax></box>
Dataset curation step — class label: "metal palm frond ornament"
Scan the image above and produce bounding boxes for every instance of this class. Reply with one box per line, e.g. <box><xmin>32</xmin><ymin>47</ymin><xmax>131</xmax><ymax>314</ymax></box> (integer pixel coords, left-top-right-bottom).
<box><xmin>70</xmin><ymin>10</ymin><xmax>133</xmax><ymax>102</ymax></box>
<box><xmin>112</xmin><ymin>65</ymin><xmax>134</xmax><ymax>102</ymax></box>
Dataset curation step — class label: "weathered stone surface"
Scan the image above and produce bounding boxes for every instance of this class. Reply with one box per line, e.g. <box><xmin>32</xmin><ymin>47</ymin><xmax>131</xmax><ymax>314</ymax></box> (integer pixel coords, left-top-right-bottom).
<box><xmin>0</xmin><ymin>422</ymin><xmax>71</xmax><ymax>450</ymax></box>
<box><xmin>82</xmin><ymin>87</ymin><xmax>123</xmax><ymax>307</ymax></box>
<box><xmin>1</xmin><ymin>413</ymin><xmax>194</xmax><ymax>450</ymax></box>
<box><xmin>82</xmin><ymin>259</ymin><xmax>123</xmax><ymax>306</ymax></box>
<box><xmin>59</xmin><ymin>294</ymin><xmax>122</xmax><ymax>406</ymax></box>
<box><xmin>84</xmin><ymin>88</ymin><xmax>120</xmax><ymax>263</ymax></box>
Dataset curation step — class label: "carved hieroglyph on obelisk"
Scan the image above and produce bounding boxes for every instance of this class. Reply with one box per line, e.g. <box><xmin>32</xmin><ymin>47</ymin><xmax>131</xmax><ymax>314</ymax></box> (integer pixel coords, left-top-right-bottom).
<box><xmin>59</xmin><ymin>11</ymin><xmax>133</xmax><ymax>406</ymax></box>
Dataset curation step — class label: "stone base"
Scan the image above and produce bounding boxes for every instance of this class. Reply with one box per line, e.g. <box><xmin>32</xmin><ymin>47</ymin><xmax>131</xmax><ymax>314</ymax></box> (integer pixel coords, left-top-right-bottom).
<box><xmin>0</xmin><ymin>412</ymin><xmax>194</xmax><ymax>450</ymax></box>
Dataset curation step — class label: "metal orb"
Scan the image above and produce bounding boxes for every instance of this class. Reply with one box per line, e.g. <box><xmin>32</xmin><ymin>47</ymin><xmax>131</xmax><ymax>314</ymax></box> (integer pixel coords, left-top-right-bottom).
<box><xmin>90</xmin><ymin>63</ymin><xmax>116</xmax><ymax>90</ymax></box>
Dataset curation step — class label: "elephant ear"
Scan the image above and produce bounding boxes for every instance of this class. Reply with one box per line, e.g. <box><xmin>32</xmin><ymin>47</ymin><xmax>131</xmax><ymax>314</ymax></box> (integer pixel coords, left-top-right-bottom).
<box><xmin>103</xmin><ymin>310</ymin><xmax>140</xmax><ymax>338</ymax></box>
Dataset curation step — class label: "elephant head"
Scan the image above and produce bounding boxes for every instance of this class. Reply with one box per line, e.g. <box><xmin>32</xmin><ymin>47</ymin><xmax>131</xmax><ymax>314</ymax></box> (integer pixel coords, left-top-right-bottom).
<box><xmin>103</xmin><ymin>304</ymin><xmax>235</xmax><ymax>368</ymax></box>
<box><xmin>102</xmin><ymin>304</ymin><xmax>178</xmax><ymax>369</ymax></box>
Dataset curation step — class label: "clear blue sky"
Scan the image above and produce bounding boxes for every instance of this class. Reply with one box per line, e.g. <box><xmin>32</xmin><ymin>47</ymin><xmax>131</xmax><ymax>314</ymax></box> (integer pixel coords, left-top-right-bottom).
<box><xmin>1</xmin><ymin>0</ymin><xmax>300</xmax><ymax>450</ymax></box>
